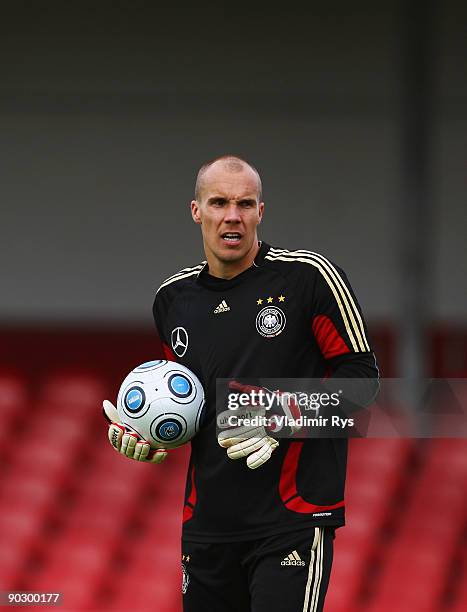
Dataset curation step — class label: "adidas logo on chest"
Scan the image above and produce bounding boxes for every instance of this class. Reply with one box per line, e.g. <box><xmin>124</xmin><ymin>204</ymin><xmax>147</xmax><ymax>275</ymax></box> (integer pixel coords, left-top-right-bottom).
<box><xmin>213</xmin><ymin>300</ymin><xmax>230</xmax><ymax>314</ymax></box>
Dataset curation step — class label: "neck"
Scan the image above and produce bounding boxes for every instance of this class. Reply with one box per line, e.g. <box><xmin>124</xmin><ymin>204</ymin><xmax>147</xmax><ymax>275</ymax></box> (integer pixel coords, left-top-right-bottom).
<box><xmin>205</xmin><ymin>241</ymin><xmax>261</xmax><ymax>280</ymax></box>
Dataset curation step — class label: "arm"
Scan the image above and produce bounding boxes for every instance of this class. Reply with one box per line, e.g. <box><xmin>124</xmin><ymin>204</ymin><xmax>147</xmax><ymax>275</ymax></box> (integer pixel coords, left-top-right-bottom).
<box><xmin>309</xmin><ymin>260</ymin><xmax>379</xmax><ymax>410</ymax></box>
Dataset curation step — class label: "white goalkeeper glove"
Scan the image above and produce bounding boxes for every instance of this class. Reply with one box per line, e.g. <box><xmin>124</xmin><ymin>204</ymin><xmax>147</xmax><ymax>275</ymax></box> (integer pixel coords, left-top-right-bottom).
<box><xmin>217</xmin><ymin>381</ymin><xmax>302</xmax><ymax>469</ymax></box>
<box><xmin>218</xmin><ymin>423</ymin><xmax>279</xmax><ymax>469</ymax></box>
<box><xmin>103</xmin><ymin>399</ymin><xmax>168</xmax><ymax>464</ymax></box>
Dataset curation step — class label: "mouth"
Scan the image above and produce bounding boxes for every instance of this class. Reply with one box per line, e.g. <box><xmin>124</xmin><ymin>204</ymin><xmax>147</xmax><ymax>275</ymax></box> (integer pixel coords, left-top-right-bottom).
<box><xmin>221</xmin><ymin>232</ymin><xmax>242</xmax><ymax>245</ymax></box>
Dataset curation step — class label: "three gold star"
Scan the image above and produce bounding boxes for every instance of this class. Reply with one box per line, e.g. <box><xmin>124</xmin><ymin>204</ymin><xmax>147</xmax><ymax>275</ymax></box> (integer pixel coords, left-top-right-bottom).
<box><xmin>256</xmin><ymin>295</ymin><xmax>286</xmax><ymax>305</ymax></box>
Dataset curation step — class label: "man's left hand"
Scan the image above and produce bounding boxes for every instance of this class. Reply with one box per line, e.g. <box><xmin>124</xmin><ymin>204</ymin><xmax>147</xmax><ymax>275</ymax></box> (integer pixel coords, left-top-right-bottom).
<box><xmin>218</xmin><ymin>423</ymin><xmax>279</xmax><ymax>469</ymax></box>
<box><xmin>217</xmin><ymin>381</ymin><xmax>301</xmax><ymax>469</ymax></box>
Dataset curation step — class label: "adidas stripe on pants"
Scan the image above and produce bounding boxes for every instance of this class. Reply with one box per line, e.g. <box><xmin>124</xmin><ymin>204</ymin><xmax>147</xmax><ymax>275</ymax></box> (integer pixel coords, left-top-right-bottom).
<box><xmin>182</xmin><ymin>526</ymin><xmax>335</xmax><ymax>612</ymax></box>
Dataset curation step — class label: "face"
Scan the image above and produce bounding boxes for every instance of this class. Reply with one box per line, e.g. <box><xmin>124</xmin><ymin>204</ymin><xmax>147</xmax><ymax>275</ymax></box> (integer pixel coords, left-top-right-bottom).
<box><xmin>191</xmin><ymin>163</ymin><xmax>264</xmax><ymax>272</ymax></box>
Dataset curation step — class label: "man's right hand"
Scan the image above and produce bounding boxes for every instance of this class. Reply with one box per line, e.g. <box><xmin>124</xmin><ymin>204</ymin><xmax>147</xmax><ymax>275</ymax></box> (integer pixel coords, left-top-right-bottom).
<box><xmin>103</xmin><ymin>400</ymin><xmax>168</xmax><ymax>464</ymax></box>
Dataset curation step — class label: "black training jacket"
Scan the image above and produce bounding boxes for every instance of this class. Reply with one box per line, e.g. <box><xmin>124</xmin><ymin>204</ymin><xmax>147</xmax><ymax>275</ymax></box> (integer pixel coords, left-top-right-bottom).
<box><xmin>153</xmin><ymin>241</ymin><xmax>379</xmax><ymax>542</ymax></box>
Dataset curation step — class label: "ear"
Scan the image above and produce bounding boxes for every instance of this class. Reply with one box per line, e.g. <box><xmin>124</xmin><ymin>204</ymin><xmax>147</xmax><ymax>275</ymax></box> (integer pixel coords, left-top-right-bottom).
<box><xmin>191</xmin><ymin>200</ymin><xmax>202</xmax><ymax>225</ymax></box>
<box><xmin>258</xmin><ymin>201</ymin><xmax>265</xmax><ymax>224</ymax></box>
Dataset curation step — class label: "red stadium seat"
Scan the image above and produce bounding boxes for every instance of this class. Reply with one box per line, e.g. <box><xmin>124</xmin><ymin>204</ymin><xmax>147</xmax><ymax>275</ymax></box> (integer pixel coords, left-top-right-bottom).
<box><xmin>334</xmin><ymin>511</ymin><xmax>376</xmax><ymax>548</ymax></box>
<box><xmin>0</xmin><ymin>509</ymin><xmax>47</xmax><ymax>589</ymax></box>
<box><xmin>27</xmin><ymin>568</ymin><xmax>104</xmax><ymax>610</ymax></box>
<box><xmin>25</xmin><ymin>530</ymin><xmax>117</xmax><ymax>603</ymax></box>
<box><xmin>452</xmin><ymin>560</ymin><xmax>467</xmax><ymax>612</ymax></box>
<box><xmin>38</xmin><ymin>372</ymin><xmax>109</xmax><ymax>423</ymax></box>
<box><xmin>0</xmin><ymin>371</ymin><xmax>29</xmax><ymax>456</ymax></box>
<box><xmin>367</xmin><ymin>541</ymin><xmax>448</xmax><ymax>611</ymax></box>
<box><xmin>24</xmin><ymin>410</ymin><xmax>90</xmax><ymax>446</ymax></box>
<box><xmin>0</xmin><ymin>546</ymin><xmax>29</xmax><ymax>591</ymax></box>
<box><xmin>90</xmin><ymin>445</ymin><xmax>159</xmax><ymax>482</ymax></box>
<box><xmin>64</xmin><ymin>495</ymin><xmax>134</xmax><ymax>537</ymax></box>
<box><xmin>106</xmin><ymin>493</ymin><xmax>182</xmax><ymax>610</ymax></box>
<box><xmin>348</xmin><ymin>438</ymin><xmax>412</xmax><ymax>473</ymax></box>
<box><xmin>9</xmin><ymin>439</ymin><xmax>78</xmax><ymax>487</ymax></box>
<box><xmin>325</xmin><ymin>440</ymin><xmax>416</xmax><ymax>611</ymax></box>
<box><xmin>0</xmin><ymin>508</ymin><xmax>44</xmax><ymax>548</ymax></box>
<box><xmin>451</xmin><ymin>540</ymin><xmax>467</xmax><ymax>612</ymax></box>
<box><xmin>45</xmin><ymin>538</ymin><xmax>114</xmax><ymax>573</ymax></box>
<box><xmin>326</xmin><ymin>543</ymin><xmax>369</xmax><ymax>611</ymax></box>
<box><xmin>425</xmin><ymin>439</ymin><xmax>467</xmax><ymax>477</ymax></box>
<box><xmin>366</xmin><ymin>594</ymin><xmax>441</xmax><ymax>612</ymax></box>
<box><xmin>111</xmin><ymin>578</ymin><xmax>181</xmax><ymax>612</ymax></box>
<box><xmin>76</xmin><ymin>461</ymin><xmax>155</xmax><ymax>501</ymax></box>
<box><xmin>0</xmin><ymin>371</ymin><xmax>28</xmax><ymax>416</ymax></box>
<box><xmin>366</xmin><ymin>438</ymin><xmax>467</xmax><ymax>612</ymax></box>
<box><xmin>0</xmin><ymin>474</ymin><xmax>58</xmax><ymax>517</ymax></box>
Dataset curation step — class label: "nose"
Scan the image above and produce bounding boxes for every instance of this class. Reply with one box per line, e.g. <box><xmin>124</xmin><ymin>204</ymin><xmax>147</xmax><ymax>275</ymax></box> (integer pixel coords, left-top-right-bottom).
<box><xmin>224</xmin><ymin>203</ymin><xmax>242</xmax><ymax>223</ymax></box>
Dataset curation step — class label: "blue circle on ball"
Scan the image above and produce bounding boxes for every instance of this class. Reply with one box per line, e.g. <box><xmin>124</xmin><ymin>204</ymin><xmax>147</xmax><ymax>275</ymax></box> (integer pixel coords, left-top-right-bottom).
<box><xmin>168</xmin><ymin>374</ymin><xmax>192</xmax><ymax>398</ymax></box>
<box><xmin>158</xmin><ymin>420</ymin><xmax>181</xmax><ymax>441</ymax></box>
<box><xmin>135</xmin><ymin>360</ymin><xmax>163</xmax><ymax>370</ymax></box>
<box><xmin>125</xmin><ymin>387</ymin><xmax>145</xmax><ymax>412</ymax></box>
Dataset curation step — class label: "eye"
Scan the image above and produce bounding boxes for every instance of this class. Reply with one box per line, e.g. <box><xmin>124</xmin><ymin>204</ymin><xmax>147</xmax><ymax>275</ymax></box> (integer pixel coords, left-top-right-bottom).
<box><xmin>239</xmin><ymin>200</ymin><xmax>254</xmax><ymax>208</ymax></box>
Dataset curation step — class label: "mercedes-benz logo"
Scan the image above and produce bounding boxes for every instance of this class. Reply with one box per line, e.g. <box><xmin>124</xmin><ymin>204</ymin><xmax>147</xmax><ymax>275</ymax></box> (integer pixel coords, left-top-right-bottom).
<box><xmin>171</xmin><ymin>326</ymin><xmax>189</xmax><ymax>357</ymax></box>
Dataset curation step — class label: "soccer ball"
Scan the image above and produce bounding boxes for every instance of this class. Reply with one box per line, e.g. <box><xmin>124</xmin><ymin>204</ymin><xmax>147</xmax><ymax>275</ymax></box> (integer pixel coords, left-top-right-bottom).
<box><xmin>116</xmin><ymin>360</ymin><xmax>205</xmax><ymax>449</ymax></box>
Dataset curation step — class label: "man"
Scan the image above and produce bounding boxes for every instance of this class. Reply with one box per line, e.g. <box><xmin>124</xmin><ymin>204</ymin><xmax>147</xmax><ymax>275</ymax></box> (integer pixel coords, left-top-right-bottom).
<box><xmin>104</xmin><ymin>155</ymin><xmax>379</xmax><ymax>611</ymax></box>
